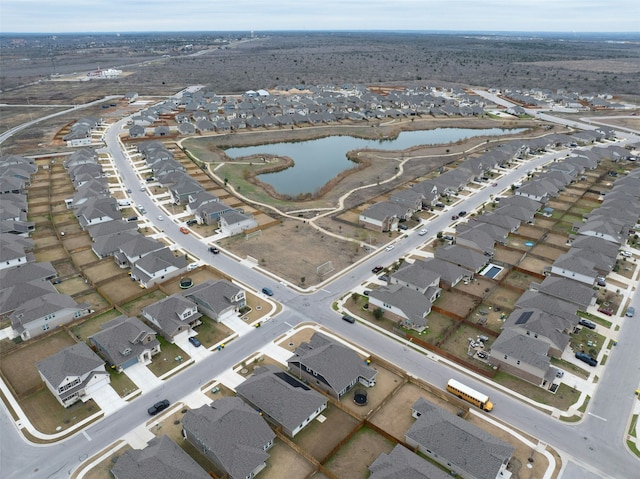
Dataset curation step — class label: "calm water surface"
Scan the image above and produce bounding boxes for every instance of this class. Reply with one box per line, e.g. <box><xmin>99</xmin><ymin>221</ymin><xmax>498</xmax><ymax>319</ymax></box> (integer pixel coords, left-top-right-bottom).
<box><xmin>225</xmin><ymin>128</ymin><xmax>525</xmax><ymax>196</ymax></box>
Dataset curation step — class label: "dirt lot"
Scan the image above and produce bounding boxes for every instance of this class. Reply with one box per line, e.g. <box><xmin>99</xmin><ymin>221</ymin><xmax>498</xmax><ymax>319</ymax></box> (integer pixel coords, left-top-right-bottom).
<box><xmin>339</xmin><ymin>366</ymin><xmax>404</xmax><ymax>418</ymax></box>
<box><xmin>324</xmin><ymin>426</ymin><xmax>395</xmax><ymax>479</ymax></box>
<box><xmin>261</xmin><ymin>440</ymin><xmax>316</xmax><ymax>479</ymax></box>
<box><xmin>294</xmin><ymin>404</ymin><xmax>360</xmax><ymax>462</ymax></box>
<box><xmin>435</xmin><ymin>290</ymin><xmax>479</xmax><ymax>318</ymax></box>
<box><xmin>518</xmin><ymin>256</ymin><xmax>552</xmax><ymax>276</ymax></box>
<box><xmin>485</xmin><ymin>287</ymin><xmax>523</xmax><ymax>312</ymax></box>
<box><xmin>493</xmin><ymin>247</ymin><xmax>525</xmax><ymax>266</ymax></box>
<box><xmin>222</xmin><ymin>220</ymin><xmax>366</xmax><ymax>287</ymax></box>
<box><xmin>1</xmin><ymin>331</ymin><xmax>77</xmax><ymax>397</ymax></box>
<box><xmin>530</xmin><ymin>244</ymin><xmax>566</xmax><ymax>262</ymax></box>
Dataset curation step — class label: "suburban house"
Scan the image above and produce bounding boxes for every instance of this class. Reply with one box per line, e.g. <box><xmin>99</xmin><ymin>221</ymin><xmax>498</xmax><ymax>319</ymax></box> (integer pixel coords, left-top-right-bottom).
<box><xmin>182</xmin><ymin>397</ymin><xmax>275</xmax><ymax>479</ymax></box>
<box><xmin>142</xmin><ymin>294</ymin><xmax>202</xmax><ymax>342</ymax></box>
<box><xmin>218</xmin><ymin>210</ymin><xmax>258</xmax><ymax>236</ymax></box>
<box><xmin>489</xmin><ymin>328</ymin><xmax>554</xmax><ymax>388</ymax></box>
<box><xmin>196</xmin><ymin>201</ymin><xmax>234</xmax><ymax>225</ymax></box>
<box><xmin>500</xmin><ymin>308</ymin><xmax>571</xmax><ymax>358</ymax></box>
<box><xmin>10</xmin><ymin>293</ymin><xmax>92</xmax><ymax>341</ymax></box>
<box><xmin>184</xmin><ymin>279</ymin><xmax>246</xmax><ymax>322</ymax></box>
<box><xmin>186</xmin><ymin>190</ymin><xmax>219</xmax><ymax>216</ymax></box>
<box><xmin>74</xmin><ymin>197</ymin><xmax>122</xmax><ymax>228</ymax></box>
<box><xmin>368</xmin><ymin>284</ymin><xmax>434</xmax><ymax>331</ymax></box>
<box><xmin>550</xmin><ymin>251</ymin><xmax>601</xmax><ymax>285</ymax></box>
<box><xmin>130</xmin><ymin>247</ymin><xmax>189</xmax><ymax>288</ymax></box>
<box><xmin>116</xmin><ymin>234</ymin><xmax>165</xmax><ymax>266</ymax></box>
<box><xmin>0</xmin><ymin>280</ymin><xmax>57</xmax><ymax>316</ymax></box>
<box><xmin>0</xmin><ymin>261</ymin><xmax>57</xmax><ymax>289</ymax></box>
<box><xmin>529</xmin><ymin>275</ymin><xmax>596</xmax><ymax>311</ymax></box>
<box><xmin>420</xmin><ymin>257</ymin><xmax>471</xmax><ymax>289</ymax></box>
<box><xmin>359</xmin><ymin>202</ymin><xmax>410</xmax><ymax>232</ymax></box>
<box><xmin>89</xmin><ymin>316</ymin><xmax>160</xmax><ymax>372</ymax></box>
<box><xmin>37</xmin><ymin>342</ymin><xmax>109</xmax><ymax>408</ymax></box>
<box><xmin>434</xmin><ymin>245</ymin><xmax>489</xmax><ymax>274</ymax></box>
<box><xmin>0</xmin><ymin>234</ymin><xmax>32</xmax><ymax>270</ymax></box>
<box><xmin>287</xmin><ymin>332</ymin><xmax>377</xmax><ymax>400</ymax></box>
<box><xmin>406</xmin><ymin>397</ymin><xmax>514</xmax><ymax>479</ymax></box>
<box><xmin>390</xmin><ymin>260</ymin><xmax>441</xmax><ymax>294</ymax></box>
<box><xmin>236</xmin><ymin>364</ymin><xmax>327</xmax><ymax>437</ymax></box>
<box><xmin>111</xmin><ymin>435</ymin><xmax>210</xmax><ymax>479</ymax></box>
<box><xmin>369</xmin><ymin>444</ymin><xmax>452</xmax><ymax>479</ymax></box>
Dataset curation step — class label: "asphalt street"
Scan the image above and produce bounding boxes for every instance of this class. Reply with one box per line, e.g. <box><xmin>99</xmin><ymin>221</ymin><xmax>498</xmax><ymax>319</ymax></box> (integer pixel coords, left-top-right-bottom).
<box><xmin>1</xmin><ymin>101</ymin><xmax>639</xmax><ymax>479</ymax></box>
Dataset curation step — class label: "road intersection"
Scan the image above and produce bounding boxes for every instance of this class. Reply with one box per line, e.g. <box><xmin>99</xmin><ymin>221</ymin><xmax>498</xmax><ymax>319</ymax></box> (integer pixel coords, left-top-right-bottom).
<box><xmin>1</xmin><ymin>100</ymin><xmax>639</xmax><ymax>479</ymax></box>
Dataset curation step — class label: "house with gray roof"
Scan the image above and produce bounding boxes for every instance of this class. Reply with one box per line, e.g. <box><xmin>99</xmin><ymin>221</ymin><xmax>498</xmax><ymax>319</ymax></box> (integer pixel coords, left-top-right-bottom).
<box><xmin>369</xmin><ymin>444</ymin><xmax>452</xmax><ymax>479</ymax></box>
<box><xmin>87</xmin><ymin>219</ymin><xmax>137</xmax><ymax>240</ymax></box>
<box><xmin>288</xmin><ymin>332</ymin><xmax>377</xmax><ymax>400</ymax></box>
<box><xmin>130</xmin><ymin>247</ymin><xmax>189</xmax><ymax>289</ymax></box>
<box><xmin>530</xmin><ymin>275</ymin><xmax>596</xmax><ymax>311</ymax></box>
<box><xmin>434</xmin><ymin>245</ymin><xmax>489</xmax><ymax>274</ymax></box>
<box><xmin>0</xmin><ymin>280</ymin><xmax>57</xmax><ymax>315</ymax></box>
<box><xmin>368</xmin><ymin>283</ymin><xmax>434</xmax><ymax>331</ymax></box>
<box><xmin>37</xmin><ymin>342</ymin><xmax>108</xmax><ymax>408</ymax></box>
<box><xmin>0</xmin><ymin>234</ymin><xmax>32</xmax><ymax>270</ymax></box>
<box><xmin>389</xmin><ymin>188</ymin><xmax>423</xmax><ymax>212</ymax></box>
<box><xmin>182</xmin><ymin>397</ymin><xmax>275</xmax><ymax>479</ymax></box>
<box><xmin>359</xmin><ymin>202</ymin><xmax>410</xmax><ymax>232</ymax></box>
<box><xmin>92</xmin><ymin>230</ymin><xmax>141</xmax><ymax>259</ymax></box>
<box><xmin>550</xmin><ymin>251</ymin><xmax>603</xmax><ymax>285</ymax></box>
<box><xmin>142</xmin><ymin>294</ymin><xmax>202</xmax><ymax>342</ymax></box>
<box><xmin>501</xmin><ymin>308</ymin><xmax>571</xmax><ymax>358</ymax></box>
<box><xmin>474</xmin><ymin>211</ymin><xmax>521</xmax><ymax>232</ymax></box>
<box><xmin>184</xmin><ymin>279</ymin><xmax>246</xmax><ymax>322</ymax></box>
<box><xmin>420</xmin><ymin>257</ymin><xmax>471</xmax><ymax>289</ymax></box>
<box><xmin>456</xmin><ymin>226</ymin><xmax>497</xmax><ymax>256</ymax></box>
<box><xmin>111</xmin><ymin>435</ymin><xmax>210</xmax><ymax>479</ymax></box>
<box><xmin>186</xmin><ymin>190</ymin><xmax>218</xmax><ymax>215</ymax></box>
<box><xmin>574</xmin><ymin>217</ymin><xmax>627</xmax><ymax>244</ymax></box>
<box><xmin>196</xmin><ymin>200</ymin><xmax>234</xmax><ymax>225</ymax></box>
<box><xmin>569</xmin><ymin>235</ymin><xmax>620</xmax><ymax>261</ymax></box>
<box><xmin>117</xmin><ymin>234</ymin><xmax>164</xmax><ymax>266</ymax></box>
<box><xmin>236</xmin><ymin>364</ymin><xmax>327</xmax><ymax>437</ymax></box>
<box><xmin>0</xmin><ymin>261</ymin><xmax>56</xmax><ymax>289</ymax></box>
<box><xmin>219</xmin><ymin>210</ymin><xmax>258</xmax><ymax>236</ymax></box>
<box><xmin>515</xmin><ymin>290</ymin><xmax>580</xmax><ymax>328</ymax></box>
<box><xmin>74</xmin><ymin>197</ymin><xmax>122</xmax><ymax>228</ymax></box>
<box><xmin>390</xmin><ymin>260</ymin><xmax>441</xmax><ymax>294</ymax></box>
<box><xmin>11</xmin><ymin>293</ymin><xmax>91</xmax><ymax>341</ymax></box>
<box><xmin>515</xmin><ymin>179</ymin><xmax>558</xmax><ymax>203</ymax></box>
<box><xmin>406</xmin><ymin>397</ymin><xmax>514</xmax><ymax>479</ymax></box>
<box><xmin>489</xmin><ymin>328</ymin><xmax>554</xmax><ymax>388</ymax></box>
<box><xmin>89</xmin><ymin>316</ymin><xmax>160</xmax><ymax>372</ymax></box>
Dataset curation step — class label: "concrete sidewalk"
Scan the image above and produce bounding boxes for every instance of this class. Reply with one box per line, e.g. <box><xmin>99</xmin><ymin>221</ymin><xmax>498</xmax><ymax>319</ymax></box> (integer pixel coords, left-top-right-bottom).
<box><xmin>124</xmin><ymin>362</ymin><xmax>163</xmax><ymax>394</ymax></box>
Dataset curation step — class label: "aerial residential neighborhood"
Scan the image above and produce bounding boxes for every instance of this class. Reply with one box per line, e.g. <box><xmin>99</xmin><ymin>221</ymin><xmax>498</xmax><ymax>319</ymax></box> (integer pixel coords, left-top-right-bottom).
<box><xmin>1</xmin><ymin>24</ymin><xmax>640</xmax><ymax>479</ymax></box>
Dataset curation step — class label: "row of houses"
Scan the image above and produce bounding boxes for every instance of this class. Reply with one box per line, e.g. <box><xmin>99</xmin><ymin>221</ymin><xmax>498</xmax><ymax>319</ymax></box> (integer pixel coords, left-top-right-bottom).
<box><xmin>0</xmin><ymin>154</ymin><xmax>94</xmax><ymax>341</ymax></box>
<box><xmin>63</xmin><ymin>117</ymin><xmax>102</xmax><ymax>147</ymax></box>
<box><xmin>489</xmin><ymin>147</ymin><xmax>640</xmax><ymax>387</ymax></box>
<box><xmin>128</xmin><ymin>83</ymin><xmax>489</xmax><ymax>138</ymax></box>
<box><xmin>0</xmin><ymin>154</ymin><xmax>37</xmax><ymax>235</ymax></box>
<box><xmin>500</xmin><ymin>87</ymin><xmax>629</xmax><ymax>111</ymax></box>
<box><xmin>135</xmin><ymin>140</ymin><xmax>258</xmax><ymax>235</ymax></box>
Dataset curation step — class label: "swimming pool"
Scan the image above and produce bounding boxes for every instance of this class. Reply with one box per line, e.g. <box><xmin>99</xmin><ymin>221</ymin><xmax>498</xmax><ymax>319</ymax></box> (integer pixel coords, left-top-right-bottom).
<box><xmin>481</xmin><ymin>264</ymin><xmax>504</xmax><ymax>279</ymax></box>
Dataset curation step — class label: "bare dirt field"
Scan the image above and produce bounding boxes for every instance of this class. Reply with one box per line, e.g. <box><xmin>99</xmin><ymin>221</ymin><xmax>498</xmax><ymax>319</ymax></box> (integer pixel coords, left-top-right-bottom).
<box><xmin>518</xmin><ymin>256</ymin><xmax>552</xmax><ymax>276</ymax></box>
<box><xmin>1</xmin><ymin>331</ymin><xmax>76</xmax><ymax>397</ymax></box>
<box><xmin>530</xmin><ymin>244</ymin><xmax>566</xmax><ymax>262</ymax></box>
<box><xmin>435</xmin><ymin>290</ymin><xmax>478</xmax><ymax>318</ymax></box>
<box><xmin>260</xmin><ymin>440</ymin><xmax>315</xmax><ymax>479</ymax></box>
<box><xmin>544</xmin><ymin>233</ymin><xmax>571</xmax><ymax>248</ymax></box>
<box><xmin>294</xmin><ymin>404</ymin><xmax>360</xmax><ymax>462</ymax></box>
<box><xmin>339</xmin><ymin>366</ymin><xmax>403</xmax><ymax>418</ymax></box>
<box><xmin>485</xmin><ymin>286</ymin><xmax>523</xmax><ymax>312</ymax></box>
<box><xmin>493</xmin><ymin>247</ymin><xmax>525</xmax><ymax>266</ymax></box>
<box><xmin>517</xmin><ymin>224</ymin><xmax>548</xmax><ymax>240</ymax></box>
<box><xmin>324</xmin><ymin>426</ymin><xmax>395</xmax><ymax>479</ymax></box>
<box><xmin>453</xmin><ymin>277</ymin><xmax>496</xmax><ymax>299</ymax></box>
<box><xmin>222</xmin><ymin>220</ymin><xmax>366</xmax><ymax>287</ymax></box>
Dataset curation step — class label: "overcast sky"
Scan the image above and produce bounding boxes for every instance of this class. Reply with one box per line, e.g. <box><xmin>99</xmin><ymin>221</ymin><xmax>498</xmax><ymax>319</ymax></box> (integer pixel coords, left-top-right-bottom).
<box><xmin>1</xmin><ymin>0</ymin><xmax>638</xmax><ymax>34</ymax></box>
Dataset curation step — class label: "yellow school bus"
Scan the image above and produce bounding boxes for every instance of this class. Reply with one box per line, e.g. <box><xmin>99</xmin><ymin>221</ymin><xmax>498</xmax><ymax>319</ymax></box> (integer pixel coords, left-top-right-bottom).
<box><xmin>447</xmin><ymin>378</ymin><xmax>493</xmax><ymax>411</ymax></box>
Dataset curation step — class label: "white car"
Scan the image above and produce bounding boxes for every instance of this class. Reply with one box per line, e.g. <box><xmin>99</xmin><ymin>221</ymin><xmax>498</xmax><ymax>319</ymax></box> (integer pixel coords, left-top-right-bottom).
<box><xmin>187</xmin><ymin>262</ymin><xmax>201</xmax><ymax>271</ymax></box>
<box><xmin>385</xmin><ymin>245</ymin><xmax>395</xmax><ymax>251</ymax></box>
<box><xmin>418</xmin><ymin>229</ymin><xmax>428</xmax><ymax>236</ymax></box>
<box><xmin>620</xmin><ymin>251</ymin><xmax>632</xmax><ymax>258</ymax></box>
<box><xmin>157</xmin><ymin>215</ymin><xmax>164</xmax><ymax>221</ymax></box>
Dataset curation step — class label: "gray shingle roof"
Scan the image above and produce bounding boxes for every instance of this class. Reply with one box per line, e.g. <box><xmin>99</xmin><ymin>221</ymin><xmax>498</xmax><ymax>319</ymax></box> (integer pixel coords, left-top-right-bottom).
<box><xmin>490</xmin><ymin>327</ymin><xmax>551</xmax><ymax>372</ymax></box>
<box><xmin>288</xmin><ymin>332</ymin><xmax>377</xmax><ymax>397</ymax></box>
<box><xmin>369</xmin><ymin>444</ymin><xmax>451</xmax><ymax>479</ymax></box>
<box><xmin>407</xmin><ymin>397</ymin><xmax>514</xmax><ymax>479</ymax></box>
<box><xmin>236</xmin><ymin>365</ymin><xmax>327</xmax><ymax>435</ymax></box>
<box><xmin>0</xmin><ymin>261</ymin><xmax>56</xmax><ymax>289</ymax></box>
<box><xmin>37</xmin><ymin>342</ymin><xmax>104</xmax><ymax>390</ymax></box>
<box><xmin>111</xmin><ymin>435</ymin><xmax>210</xmax><ymax>479</ymax></box>
<box><xmin>182</xmin><ymin>398</ymin><xmax>275</xmax><ymax>479</ymax></box>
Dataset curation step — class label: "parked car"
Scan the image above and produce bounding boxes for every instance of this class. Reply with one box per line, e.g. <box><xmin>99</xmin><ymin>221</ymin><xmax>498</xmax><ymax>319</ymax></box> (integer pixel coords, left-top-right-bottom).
<box><xmin>378</xmin><ymin>274</ymin><xmax>390</xmax><ymax>282</ymax></box>
<box><xmin>626</xmin><ymin>306</ymin><xmax>635</xmax><ymax>317</ymax></box>
<box><xmin>209</xmin><ymin>246</ymin><xmax>219</xmax><ymax>254</ymax></box>
<box><xmin>262</xmin><ymin>287</ymin><xmax>274</xmax><ymax>296</ymax></box>
<box><xmin>385</xmin><ymin>244</ymin><xmax>395</xmax><ymax>251</ymax></box>
<box><xmin>188</xmin><ymin>336</ymin><xmax>202</xmax><ymax>347</ymax></box>
<box><xmin>363</xmin><ymin>290</ymin><xmax>370</xmax><ymax>296</ymax></box>
<box><xmin>398</xmin><ymin>224</ymin><xmax>408</xmax><ymax>231</ymax></box>
<box><xmin>186</xmin><ymin>219</ymin><xmax>198</xmax><ymax>226</ymax></box>
<box><xmin>575</xmin><ymin>351</ymin><xmax>598</xmax><ymax>367</ymax></box>
<box><xmin>434</xmin><ymin>202</ymin><xmax>445</xmax><ymax>208</ymax></box>
<box><xmin>342</xmin><ymin>314</ymin><xmax>355</xmax><ymax>324</ymax></box>
<box><xmin>372</xmin><ymin>266</ymin><xmax>384</xmax><ymax>274</ymax></box>
<box><xmin>476</xmin><ymin>351</ymin><xmax>488</xmax><ymax>359</ymax></box>
<box><xmin>179</xmin><ymin>226</ymin><xmax>189</xmax><ymax>234</ymax></box>
<box><xmin>127</xmin><ymin>216</ymin><xmax>138</xmax><ymax>222</ymax></box>
<box><xmin>147</xmin><ymin>399</ymin><xmax>170</xmax><ymax>416</ymax></box>
<box><xmin>597</xmin><ymin>306</ymin><xmax>613</xmax><ymax>316</ymax></box>
<box><xmin>596</xmin><ymin>277</ymin><xmax>606</xmax><ymax>287</ymax></box>
<box><xmin>579</xmin><ymin>318</ymin><xmax>596</xmax><ymax>330</ymax></box>
<box><xmin>187</xmin><ymin>262</ymin><xmax>200</xmax><ymax>271</ymax></box>
<box><xmin>418</xmin><ymin>229</ymin><xmax>428</xmax><ymax>236</ymax></box>
<box><xmin>620</xmin><ymin>250</ymin><xmax>632</xmax><ymax>258</ymax></box>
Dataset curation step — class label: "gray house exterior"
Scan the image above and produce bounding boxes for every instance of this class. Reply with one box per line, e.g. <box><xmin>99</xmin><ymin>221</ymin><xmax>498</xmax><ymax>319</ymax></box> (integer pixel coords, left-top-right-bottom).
<box><xmin>236</xmin><ymin>365</ymin><xmax>327</xmax><ymax>437</ymax></box>
<box><xmin>182</xmin><ymin>397</ymin><xmax>275</xmax><ymax>479</ymax></box>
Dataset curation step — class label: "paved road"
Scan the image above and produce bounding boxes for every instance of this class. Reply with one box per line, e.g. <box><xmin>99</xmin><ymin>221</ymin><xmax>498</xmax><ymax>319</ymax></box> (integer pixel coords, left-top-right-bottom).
<box><xmin>2</xmin><ymin>103</ymin><xmax>640</xmax><ymax>478</ymax></box>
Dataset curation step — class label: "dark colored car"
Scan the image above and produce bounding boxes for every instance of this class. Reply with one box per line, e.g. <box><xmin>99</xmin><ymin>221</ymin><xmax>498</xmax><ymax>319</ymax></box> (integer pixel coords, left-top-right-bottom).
<box><xmin>398</xmin><ymin>223</ymin><xmax>408</xmax><ymax>230</ymax></box>
<box><xmin>579</xmin><ymin>318</ymin><xmax>596</xmax><ymax>329</ymax></box>
<box><xmin>342</xmin><ymin>315</ymin><xmax>355</xmax><ymax>324</ymax></box>
<box><xmin>209</xmin><ymin>246</ymin><xmax>219</xmax><ymax>254</ymax></box>
<box><xmin>597</xmin><ymin>307</ymin><xmax>614</xmax><ymax>316</ymax></box>
<box><xmin>378</xmin><ymin>274</ymin><xmax>390</xmax><ymax>282</ymax></box>
<box><xmin>575</xmin><ymin>351</ymin><xmax>598</xmax><ymax>367</ymax></box>
<box><xmin>458</xmin><ymin>211</ymin><xmax>467</xmax><ymax>217</ymax></box>
<box><xmin>147</xmin><ymin>399</ymin><xmax>170</xmax><ymax>416</ymax></box>
<box><xmin>188</xmin><ymin>336</ymin><xmax>201</xmax><ymax>347</ymax></box>
<box><xmin>186</xmin><ymin>219</ymin><xmax>198</xmax><ymax>226</ymax></box>
<box><xmin>262</xmin><ymin>287</ymin><xmax>274</xmax><ymax>296</ymax></box>
<box><xmin>451</xmin><ymin>215</ymin><xmax>459</xmax><ymax>220</ymax></box>
<box><xmin>372</xmin><ymin>266</ymin><xmax>384</xmax><ymax>274</ymax></box>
